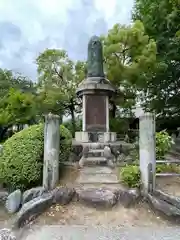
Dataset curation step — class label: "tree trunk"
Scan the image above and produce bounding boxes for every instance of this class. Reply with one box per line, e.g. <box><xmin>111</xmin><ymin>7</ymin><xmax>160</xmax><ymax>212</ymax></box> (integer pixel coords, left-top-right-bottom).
<box><xmin>69</xmin><ymin>100</ymin><xmax>76</xmax><ymax>137</ymax></box>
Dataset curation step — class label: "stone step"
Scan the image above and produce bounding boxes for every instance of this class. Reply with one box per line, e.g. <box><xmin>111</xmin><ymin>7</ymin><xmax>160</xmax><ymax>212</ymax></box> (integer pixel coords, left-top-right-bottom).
<box><xmin>83</xmin><ymin>157</ymin><xmax>107</xmax><ymax>166</ymax></box>
<box><xmin>81</xmin><ymin>166</ymin><xmax>114</xmax><ymax>174</ymax></box>
<box><xmin>77</xmin><ymin>173</ymin><xmax>119</xmax><ymax>184</ymax></box>
<box><xmin>87</xmin><ymin>149</ymin><xmax>104</xmax><ymax>157</ymax></box>
<box><xmin>88</xmin><ymin>149</ymin><xmax>104</xmax><ymax>153</ymax></box>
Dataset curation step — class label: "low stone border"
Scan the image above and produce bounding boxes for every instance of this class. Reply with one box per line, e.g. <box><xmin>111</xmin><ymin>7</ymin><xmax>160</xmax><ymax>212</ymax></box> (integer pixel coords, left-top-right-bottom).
<box><xmin>2</xmin><ymin>185</ymin><xmax>180</xmax><ymax>238</ymax></box>
<box><xmin>0</xmin><ymin>186</ymin><xmax>141</xmax><ymax>233</ymax></box>
<box><xmin>146</xmin><ymin>189</ymin><xmax>180</xmax><ymax>222</ymax></box>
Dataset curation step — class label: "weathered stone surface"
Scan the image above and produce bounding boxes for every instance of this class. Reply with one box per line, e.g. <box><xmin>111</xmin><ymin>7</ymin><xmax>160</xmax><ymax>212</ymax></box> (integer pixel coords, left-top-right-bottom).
<box><xmin>22</xmin><ymin>187</ymin><xmax>46</xmax><ymax>205</ymax></box>
<box><xmin>104</xmin><ymin>146</ymin><xmax>112</xmax><ymax>160</ymax></box>
<box><xmin>81</xmin><ymin>166</ymin><xmax>113</xmax><ymax>174</ymax></box>
<box><xmin>82</xmin><ymin>146</ymin><xmax>89</xmax><ymax>158</ymax></box>
<box><xmin>147</xmin><ymin>194</ymin><xmax>180</xmax><ymax>219</ymax></box>
<box><xmin>79</xmin><ymin>157</ymin><xmax>85</xmax><ymax>168</ymax></box>
<box><xmin>124</xmin><ymin>155</ymin><xmax>134</xmax><ymax>164</ymax></box>
<box><xmin>107</xmin><ymin>159</ymin><xmax>115</xmax><ymax>168</ymax></box>
<box><xmin>117</xmin><ymin>153</ymin><xmax>126</xmax><ymax>162</ymax></box>
<box><xmin>77</xmin><ymin>188</ymin><xmax>117</xmax><ymax>208</ymax></box>
<box><xmin>0</xmin><ymin>228</ymin><xmax>16</xmax><ymax>240</ymax></box>
<box><xmin>117</xmin><ymin>189</ymin><xmax>141</xmax><ymax>208</ymax></box>
<box><xmin>5</xmin><ymin>190</ymin><xmax>22</xmax><ymax>213</ymax></box>
<box><xmin>13</xmin><ymin>193</ymin><xmax>53</xmax><ymax>229</ymax></box>
<box><xmin>153</xmin><ymin>190</ymin><xmax>180</xmax><ymax>209</ymax></box>
<box><xmin>87</xmin><ymin>35</ymin><xmax>104</xmax><ymax>78</ymax></box>
<box><xmin>0</xmin><ymin>191</ymin><xmax>8</xmax><ymax>204</ymax></box>
<box><xmin>77</xmin><ymin>172</ymin><xmax>119</xmax><ymax>184</ymax></box>
<box><xmin>51</xmin><ymin>187</ymin><xmax>75</xmax><ymax>205</ymax></box>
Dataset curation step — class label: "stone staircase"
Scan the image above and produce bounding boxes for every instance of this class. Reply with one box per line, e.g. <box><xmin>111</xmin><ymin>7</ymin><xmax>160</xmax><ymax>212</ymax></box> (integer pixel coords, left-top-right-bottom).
<box><xmin>76</xmin><ymin>143</ymin><xmax>119</xmax><ymax>186</ymax></box>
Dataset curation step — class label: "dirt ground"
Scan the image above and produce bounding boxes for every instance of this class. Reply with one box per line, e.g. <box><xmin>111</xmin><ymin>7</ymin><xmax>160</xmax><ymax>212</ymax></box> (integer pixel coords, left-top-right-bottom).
<box><xmin>1</xmin><ymin>166</ymin><xmax>180</xmax><ymax>228</ymax></box>
<box><xmin>33</xmin><ymin>201</ymin><xmax>169</xmax><ymax>227</ymax></box>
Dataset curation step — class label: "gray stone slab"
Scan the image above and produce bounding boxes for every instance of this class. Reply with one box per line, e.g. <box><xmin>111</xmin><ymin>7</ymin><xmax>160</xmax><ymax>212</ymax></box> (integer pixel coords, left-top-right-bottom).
<box><xmin>86</xmin><ymin>157</ymin><xmax>107</xmax><ymax>162</ymax></box>
<box><xmin>89</xmin><ymin>149</ymin><xmax>104</xmax><ymax>153</ymax></box>
<box><xmin>81</xmin><ymin>166</ymin><xmax>114</xmax><ymax>174</ymax></box>
<box><xmin>77</xmin><ymin>173</ymin><xmax>119</xmax><ymax>184</ymax></box>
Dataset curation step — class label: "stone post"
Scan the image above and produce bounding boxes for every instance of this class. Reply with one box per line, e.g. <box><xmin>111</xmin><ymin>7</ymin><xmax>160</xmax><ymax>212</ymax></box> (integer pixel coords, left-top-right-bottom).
<box><xmin>43</xmin><ymin>113</ymin><xmax>60</xmax><ymax>190</ymax></box>
<box><xmin>139</xmin><ymin>112</ymin><xmax>156</xmax><ymax>194</ymax></box>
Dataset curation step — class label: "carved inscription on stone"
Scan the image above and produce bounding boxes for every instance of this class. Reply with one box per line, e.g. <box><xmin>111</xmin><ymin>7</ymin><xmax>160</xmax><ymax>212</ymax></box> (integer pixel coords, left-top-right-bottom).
<box><xmin>85</xmin><ymin>95</ymin><xmax>106</xmax><ymax>131</ymax></box>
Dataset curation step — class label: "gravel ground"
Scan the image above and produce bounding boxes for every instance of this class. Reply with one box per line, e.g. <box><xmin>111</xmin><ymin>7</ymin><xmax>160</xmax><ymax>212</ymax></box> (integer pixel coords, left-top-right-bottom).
<box><xmin>21</xmin><ymin>225</ymin><xmax>180</xmax><ymax>240</ymax></box>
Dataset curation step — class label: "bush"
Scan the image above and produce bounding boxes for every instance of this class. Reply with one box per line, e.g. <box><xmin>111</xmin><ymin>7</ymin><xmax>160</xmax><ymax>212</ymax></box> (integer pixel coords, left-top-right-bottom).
<box><xmin>120</xmin><ymin>165</ymin><xmax>141</xmax><ymax>188</ymax></box>
<box><xmin>156</xmin><ymin>130</ymin><xmax>173</xmax><ymax>159</ymax></box>
<box><xmin>60</xmin><ymin>125</ymin><xmax>72</xmax><ymax>162</ymax></box>
<box><xmin>0</xmin><ymin>123</ymin><xmax>72</xmax><ymax>191</ymax></box>
<box><xmin>119</xmin><ymin>130</ymin><xmax>175</xmax><ymax>188</ymax></box>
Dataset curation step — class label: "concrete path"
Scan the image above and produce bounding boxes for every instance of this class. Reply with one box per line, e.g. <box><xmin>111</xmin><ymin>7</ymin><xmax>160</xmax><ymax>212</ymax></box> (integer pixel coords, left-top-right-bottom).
<box><xmin>21</xmin><ymin>225</ymin><xmax>180</xmax><ymax>240</ymax></box>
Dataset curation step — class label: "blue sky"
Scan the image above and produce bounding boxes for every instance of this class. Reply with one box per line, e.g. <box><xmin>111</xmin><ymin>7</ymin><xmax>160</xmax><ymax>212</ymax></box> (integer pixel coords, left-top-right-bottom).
<box><xmin>0</xmin><ymin>0</ymin><xmax>134</xmax><ymax>80</ymax></box>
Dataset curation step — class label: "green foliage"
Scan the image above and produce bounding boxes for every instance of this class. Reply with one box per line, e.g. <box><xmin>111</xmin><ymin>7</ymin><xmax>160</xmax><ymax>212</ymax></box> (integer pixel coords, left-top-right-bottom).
<box><xmin>63</xmin><ymin>118</ymin><xmax>82</xmax><ymax>136</ymax></box>
<box><xmin>156</xmin><ymin>130</ymin><xmax>173</xmax><ymax>159</ymax></box>
<box><xmin>156</xmin><ymin>163</ymin><xmax>180</xmax><ymax>174</ymax></box>
<box><xmin>101</xmin><ymin>20</ymin><xmax>157</xmax><ymax>116</ymax></box>
<box><xmin>0</xmin><ymin>88</ymin><xmax>38</xmax><ymax>126</ymax></box>
<box><xmin>120</xmin><ymin>130</ymin><xmax>174</xmax><ymax>187</ymax></box>
<box><xmin>0</xmin><ymin>123</ymin><xmax>72</xmax><ymax>191</ymax></box>
<box><xmin>120</xmin><ymin>165</ymin><xmax>141</xmax><ymax>188</ymax></box>
<box><xmin>133</xmin><ymin>0</ymin><xmax>180</xmax><ymax>116</ymax></box>
<box><xmin>0</xmin><ymin>124</ymin><xmax>43</xmax><ymax>190</ymax></box>
<box><xmin>109</xmin><ymin>117</ymin><xmax>129</xmax><ymax>134</ymax></box>
<box><xmin>36</xmin><ymin>49</ymin><xmax>86</xmax><ymax>135</ymax></box>
<box><xmin>59</xmin><ymin>125</ymin><xmax>72</xmax><ymax>162</ymax></box>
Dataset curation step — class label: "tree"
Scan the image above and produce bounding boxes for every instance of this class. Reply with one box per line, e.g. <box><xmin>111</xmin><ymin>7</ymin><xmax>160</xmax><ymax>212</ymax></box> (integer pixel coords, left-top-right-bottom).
<box><xmin>101</xmin><ymin>20</ymin><xmax>157</xmax><ymax>117</ymax></box>
<box><xmin>132</xmin><ymin>0</ymin><xmax>180</xmax><ymax>116</ymax></box>
<box><xmin>36</xmin><ymin>49</ymin><xmax>86</xmax><ymax>135</ymax></box>
<box><xmin>0</xmin><ymin>69</ymin><xmax>36</xmax><ymax>141</ymax></box>
<box><xmin>0</xmin><ymin>88</ymin><xmax>38</xmax><ymax>126</ymax></box>
<box><xmin>0</xmin><ymin>69</ymin><xmax>35</xmax><ymax>100</ymax></box>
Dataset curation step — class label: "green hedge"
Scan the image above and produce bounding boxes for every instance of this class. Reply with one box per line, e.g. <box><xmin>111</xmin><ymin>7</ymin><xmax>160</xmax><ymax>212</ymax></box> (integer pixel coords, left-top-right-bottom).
<box><xmin>0</xmin><ymin>123</ymin><xmax>72</xmax><ymax>191</ymax></box>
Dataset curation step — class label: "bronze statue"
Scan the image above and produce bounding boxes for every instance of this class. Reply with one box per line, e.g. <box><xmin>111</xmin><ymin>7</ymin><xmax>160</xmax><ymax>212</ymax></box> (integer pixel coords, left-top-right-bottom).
<box><xmin>87</xmin><ymin>35</ymin><xmax>104</xmax><ymax>78</ymax></box>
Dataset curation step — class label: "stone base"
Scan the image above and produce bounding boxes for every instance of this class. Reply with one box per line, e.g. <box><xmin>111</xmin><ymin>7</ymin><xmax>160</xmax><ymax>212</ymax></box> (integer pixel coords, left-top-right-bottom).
<box><xmin>75</xmin><ymin>131</ymin><xmax>116</xmax><ymax>143</ymax></box>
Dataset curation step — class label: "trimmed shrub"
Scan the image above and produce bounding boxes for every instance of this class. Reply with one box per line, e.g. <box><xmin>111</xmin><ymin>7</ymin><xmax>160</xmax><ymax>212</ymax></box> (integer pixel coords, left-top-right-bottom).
<box><xmin>120</xmin><ymin>165</ymin><xmax>141</xmax><ymax>188</ymax></box>
<box><xmin>0</xmin><ymin>123</ymin><xmax>72</xmax><ymax>191</ymax></box>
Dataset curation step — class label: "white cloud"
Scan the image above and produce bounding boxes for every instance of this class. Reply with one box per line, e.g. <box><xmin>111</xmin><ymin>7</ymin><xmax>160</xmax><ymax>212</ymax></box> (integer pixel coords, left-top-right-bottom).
<box><xmin>0</xmin><ymin>0</ymin><xmax>134</xmax><ymax>80</ymax></box>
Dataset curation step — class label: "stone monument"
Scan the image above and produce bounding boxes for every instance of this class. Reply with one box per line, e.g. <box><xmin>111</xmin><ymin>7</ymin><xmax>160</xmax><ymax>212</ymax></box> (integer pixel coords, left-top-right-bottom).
<box><xmin>75</xmin><ymin>35</ymin><xmax>116</xmax><ymax>143</ymax></box>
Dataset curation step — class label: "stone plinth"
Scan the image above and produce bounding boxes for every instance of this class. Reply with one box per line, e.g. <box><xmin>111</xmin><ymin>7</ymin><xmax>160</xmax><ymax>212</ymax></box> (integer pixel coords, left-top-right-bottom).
<box><xmin>75</xmin><ymin>131</ymin><xmax>117</xmax><ymax>143</ymax></box>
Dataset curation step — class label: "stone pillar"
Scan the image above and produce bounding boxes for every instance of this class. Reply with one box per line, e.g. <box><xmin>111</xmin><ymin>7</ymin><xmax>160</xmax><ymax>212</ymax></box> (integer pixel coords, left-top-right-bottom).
<box><xmin>43</xmin><ymin>113</ymin><xmax>60</xmax><ymax>190</ymax></box>
<box><xmin>82</xmin><ymin>95</ymin><xmax>86</xmax><ymax>131</ymax></box>
<box><xmin>106</xmin><ymin>96</ymin><xmax>109</xmax><ymax>132</ymax></box>
<box><xmin>139</xmin><ymin>112</ymin><xmax>156</xmax><ymax>194</ymax></box>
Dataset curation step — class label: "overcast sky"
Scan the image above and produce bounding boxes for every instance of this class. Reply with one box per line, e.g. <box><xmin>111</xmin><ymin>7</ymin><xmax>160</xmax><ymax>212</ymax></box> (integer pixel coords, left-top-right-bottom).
<box><xmin>0</xmin><ymin>0</ymin><xmax>133</xmax><ymax>81</ymax></box>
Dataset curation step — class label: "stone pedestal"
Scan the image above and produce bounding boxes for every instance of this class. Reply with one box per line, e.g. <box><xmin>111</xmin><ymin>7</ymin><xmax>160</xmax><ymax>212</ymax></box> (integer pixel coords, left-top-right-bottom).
<box><xmin>75</xmin><ymin>131</ymin><xmax>117</xmax><ymax>143</ymax></box>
